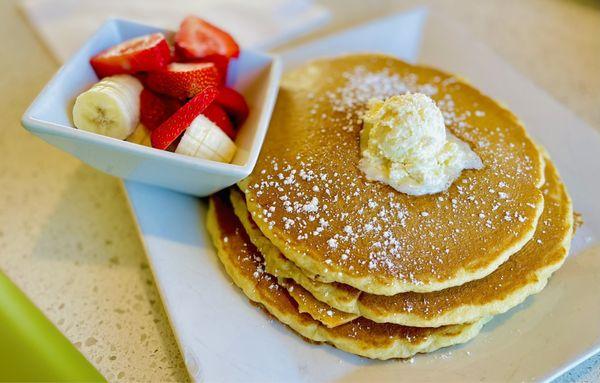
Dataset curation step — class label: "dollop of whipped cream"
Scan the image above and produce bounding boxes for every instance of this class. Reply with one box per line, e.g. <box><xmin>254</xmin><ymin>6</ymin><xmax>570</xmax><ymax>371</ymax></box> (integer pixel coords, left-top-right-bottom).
<box><xmin>358</xmin><ymin>92</ymin><xmax>483</xmax><ymax>196</ymax></box>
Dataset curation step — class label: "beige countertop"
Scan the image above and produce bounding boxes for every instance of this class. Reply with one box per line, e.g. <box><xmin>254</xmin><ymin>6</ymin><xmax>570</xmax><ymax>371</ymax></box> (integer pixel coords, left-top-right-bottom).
<box><xmin>1</xmin><ymin>0</ymin><xmax>598</xmax><ymax>381</ymax></box>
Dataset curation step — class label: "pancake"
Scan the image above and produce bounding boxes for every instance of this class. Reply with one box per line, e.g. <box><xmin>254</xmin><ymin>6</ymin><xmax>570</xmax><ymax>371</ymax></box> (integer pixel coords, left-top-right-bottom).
<box><xmin>207</xmin><ymin>192</ymin><xmax>489</xmax><ymax>359</ymax></box>
<box><xmin>234</xmin><ymin>159</ymin><xmax>573</xmax><ymax>327</ymax></box>
<box><xmin>231</xmin><ymin>188</ymin><xmax>362</xmax><ymax>313</ymax></box>
<box><xmin>279</xmin><ymin>279</ymin><xmax>359</xmax><ymax>328</ymax></box>
<box><xmin>239</xmin><ymin>54</ymin><xmax>545</xmax><ymax>295</ymax></box>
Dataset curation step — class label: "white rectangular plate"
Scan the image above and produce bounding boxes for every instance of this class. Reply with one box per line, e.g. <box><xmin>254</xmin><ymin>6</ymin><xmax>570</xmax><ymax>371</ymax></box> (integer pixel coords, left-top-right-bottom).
<box><xmin>124</xmin><ymin>8</ymin><xmax>600</xmax><ymax>382</ymax></box>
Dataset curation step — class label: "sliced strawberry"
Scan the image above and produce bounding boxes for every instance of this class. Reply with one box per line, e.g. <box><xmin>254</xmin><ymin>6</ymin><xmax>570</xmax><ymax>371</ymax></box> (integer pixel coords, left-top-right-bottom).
<box><xmin>90</xmin><ymin>33</ymin><xmax>171</xmax><ymax>78</ymax></box>
<box><xmin>151</xmin><ymin>86</ymin><xmax>219</xmax><ymax>150</ymax></box>
<box><xmin>203</xmin><ymin>103</ymin><xmax>236</xmax><ymax>139</ymax></box>
<box><xmin>174</xmin><ymin>16</ymin><xmax>240</xmax><ymax>60</ymax></box>
<box><xmin>140</xmin><ymin>89</ymin><xmax>182</xmax><ymax>130</ymax></box>
<box><xmin>196</xmin><ymin>54</ymin><xmax>229</xmax><ymax>85</ymax></box>
<box><xmin>215</xmin><ymin>87</ymin><xmax>249</xmax><ymax>126</ymax></box>
<box><xmin>177</xmin><ymin>54</ymin><xmax>229</xmax><ymax>85</ymax></box>
<box><xmin>144</xmin><ymin>62</ymin><xmax>220</xmax><ymax>100</ymax></box>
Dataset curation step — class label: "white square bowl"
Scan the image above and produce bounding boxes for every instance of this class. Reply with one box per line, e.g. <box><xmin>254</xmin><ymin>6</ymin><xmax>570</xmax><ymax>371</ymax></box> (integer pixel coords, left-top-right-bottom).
<box><xmin>21</xmin><ymin>18</ymin><xmax>282</xmax><ymax>197</ymax></box>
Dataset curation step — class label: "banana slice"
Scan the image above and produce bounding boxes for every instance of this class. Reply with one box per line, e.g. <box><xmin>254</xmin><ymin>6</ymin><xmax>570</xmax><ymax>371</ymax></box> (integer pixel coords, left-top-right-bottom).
<box><xmin>73</xmin><ymin>74</ymin><xmax>143</xmax><ymax>140</ymax></box>
<box><xmin>175</xmin><ymin>115</ymin><xmax>237</xmax><ymax>163</ymax></box>
<box><xmin>126</xmin><ymin>124</ymin><xmax>152</xmax><ymax>147</ymax></box>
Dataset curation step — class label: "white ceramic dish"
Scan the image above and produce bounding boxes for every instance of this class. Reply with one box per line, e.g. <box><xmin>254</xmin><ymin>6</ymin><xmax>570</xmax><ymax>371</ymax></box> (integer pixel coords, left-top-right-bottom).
<box><xmin>123</xmin><ymin>8</ymin><xmax>600</xmax><ymax>382</ymax></box>
<box><xmin>22</xmin><ymin>18</ymin><xmax>282</xmax><ymax>196</ymax></box>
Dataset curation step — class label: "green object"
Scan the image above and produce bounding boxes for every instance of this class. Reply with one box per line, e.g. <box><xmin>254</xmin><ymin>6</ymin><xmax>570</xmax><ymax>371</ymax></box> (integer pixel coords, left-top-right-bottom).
<box><xmin>0</xmin><ymin>272</ymin><xmax>105</xmax><ymax>382</ymax></box>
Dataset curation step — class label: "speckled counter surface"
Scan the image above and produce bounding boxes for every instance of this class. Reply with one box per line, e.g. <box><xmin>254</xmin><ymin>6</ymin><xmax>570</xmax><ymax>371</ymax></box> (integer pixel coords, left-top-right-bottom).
<box><xmin>1</xmin><ymin>0</ymin><xmax>598</xmax><ymax>381</ymax></box>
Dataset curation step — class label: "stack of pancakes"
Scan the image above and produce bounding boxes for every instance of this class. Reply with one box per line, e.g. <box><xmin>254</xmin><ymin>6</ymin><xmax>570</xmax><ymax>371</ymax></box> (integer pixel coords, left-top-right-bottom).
<box><xmin>207</xmin><ymin>54</ymin><xmax>574</xmax><ymax>359</ymax></box>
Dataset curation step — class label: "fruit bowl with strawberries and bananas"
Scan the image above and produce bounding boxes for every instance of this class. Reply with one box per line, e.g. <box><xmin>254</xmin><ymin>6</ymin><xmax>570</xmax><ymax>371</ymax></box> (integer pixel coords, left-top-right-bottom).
<box><xmin>22</xmin><ymin>17</ymin><xmax>281</xmax><ymax>196</ymax></box>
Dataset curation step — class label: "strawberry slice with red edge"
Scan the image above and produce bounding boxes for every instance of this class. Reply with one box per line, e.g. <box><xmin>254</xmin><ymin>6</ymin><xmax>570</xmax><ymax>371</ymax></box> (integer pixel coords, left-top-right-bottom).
<box><xmin>140</xmin><ymin>89</ymin><xmax>182</xmax><ymax>131</ymax></box>
<box><xmin>144</xmin><ymin>62</ymin><xmax>220</xmax><ymax>100</ymax></box>
<box><xmin>203</xmin><ymin>103</ymin><xmax>236</xmax><ymax>139</ymax></box>
<box><xmin>195</xmin><ymin>54</ymin><xmax>229</xmax><ymax>85</ymax></box>
<box><xmin>175</xmin><ymin>16</ymin><xmax>240</xmax><ymax>60</ymax></box>
<box><xmin>215</xmin><ymin>87</ymin><xmax>249</xmax><ymax>126</ymax></box>
<box><xmin>151</xmin><ymin>86</ymin><xmax>219</xmax><ymax>150</ymax></box>
<box><xmin>90</xmin><ymin>33</ymin><xmax>171</xmax><ymax>78</ymax></box>
<box><xmin>176</xmin><ymin>54</ymin><xmax>229</xmax><ymax>85</ymax></box>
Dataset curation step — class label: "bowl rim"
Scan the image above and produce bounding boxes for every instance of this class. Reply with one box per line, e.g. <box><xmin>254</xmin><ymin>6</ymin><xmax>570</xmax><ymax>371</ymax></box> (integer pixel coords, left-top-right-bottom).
<box><xmin>21</xmin><ymin>17</ymin><xmax>282</xmax><ymax>177</ymax></box>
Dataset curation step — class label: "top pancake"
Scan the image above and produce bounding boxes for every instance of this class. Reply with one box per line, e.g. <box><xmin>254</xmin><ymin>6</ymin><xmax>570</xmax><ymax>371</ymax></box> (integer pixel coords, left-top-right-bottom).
<box><xmin>239</xmin><ymin>54</ymin><xmax>545</xmax><ymax>295</ymax></box>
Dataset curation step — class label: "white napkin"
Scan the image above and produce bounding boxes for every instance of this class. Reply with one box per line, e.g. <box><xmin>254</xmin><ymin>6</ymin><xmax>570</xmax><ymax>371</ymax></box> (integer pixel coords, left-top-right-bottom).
<box><xmin>21</xmin><ymin>0</ymin><xmax>330</xmax><ymax>62</ymax></box>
